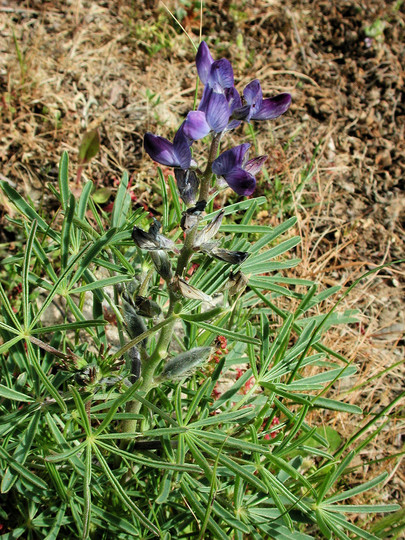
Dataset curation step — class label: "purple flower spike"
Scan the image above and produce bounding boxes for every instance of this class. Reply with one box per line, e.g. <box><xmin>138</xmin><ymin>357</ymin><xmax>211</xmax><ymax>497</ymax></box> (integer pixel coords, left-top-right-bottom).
<box><xmin>235</xmin><ymin>79</ymin><xmax>291</xmax><ymax>122</ymax></box>
<box><xmin>144</xmin><ymin>127</ymin><xmax>191</xmax><ymax>170</ymax></box>
<box><xmin>212</xmin><ymin>143</ymin><xmax>267</xmax><ymax>197</ymax></box>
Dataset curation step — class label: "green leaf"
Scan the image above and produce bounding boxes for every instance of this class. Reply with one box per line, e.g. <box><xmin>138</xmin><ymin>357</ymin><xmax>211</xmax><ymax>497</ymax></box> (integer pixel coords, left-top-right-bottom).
<box><xmin>190</xmin><ymin>320</ymin><xmax>260</xmax><ymax>345</ymax></box>
<box><xmin>0</xmin><ymin>445</ymin><xmax>48</xmax><ymax>491</ymax></box>
<box><xmin>180</xmin><ymin>477</ymin><xmax>229</xmax><ymax>540</ymax></box>
<box><xmin>202</xmin><ymin>196</ymin><xmax>267</xmax><ymax>223</ymax></box>
<box><xmin>1</xmin><ymin>410</ymin><xmax>41</xmax><ymax>493</ymax></box>
<box><xmin>0</xmin><ymin>180</ymin><xmax>59</xmax><ymax>241</ymax></box>
<box><xmin>69</xmin><ymin>386</ymin><xmax>91</xmax><ymax>436</ymax></box>
<box><xmin>22</xmin><ymin>219</ymin><xmax>37</xmax><ymax>327</ymax></box>
<box><xmin>78</xmin><ymin>129</ymin><xmax>100</xmax><ymax>164</ymax></box>
<box><xmin>111</xmin><ymin>171</ymin><xmax>130</xmax><ymax>228</ymax></box>
<box><xmin>0</xmin><ymin>384</ymin><xmax>34</xmax><ymax>403</ymax></box>
<box><xmin>180</xmin><ymin>306</ymin><xmax>224</xmax><ymax>322</ymax></box>
<box><xmin>72</xmin><ymin>275</ymin><xmax>132</xmax><ymax>294</ymax></box>
<box><xmin>93</xmin><ymin>380</ymin><xmax>141</xmax><ymax>436</ymax></box>
<box><xmin>92</xmin><ymin>444</ymin><xmax>159</xmax><ymax>536</ymax></box>
<box><xmin>325</xmin><ymin>472</ymin><xmax>388</xmax><ymax>504</ymax></box>
<box><xmin>310</xmin><ymin>396</ymin><xmax>362</xmax><ymax>414</ymax></box>
<box><xmin>83</xmin><ymin>443</ymin><xmax>92</xmax><ymax>539</ymax></box>
<box><xmin>58</xmin><ymin>151</ymin><xmax>70</xmax><ymax>210</ymax></box>
<box><xmin>26</xmin><ymin>341</ymin><xmax>67</xmax><ymax>412</ymax></box>
<box><xmin>69</xmin><ymin>228</ymin><xmax>117</xmax><ymax>287</ymax></box>
<box><xmin>61</xmin><ymin>193</ymin><xmax>76</xmax><ymax>269</ymax></box>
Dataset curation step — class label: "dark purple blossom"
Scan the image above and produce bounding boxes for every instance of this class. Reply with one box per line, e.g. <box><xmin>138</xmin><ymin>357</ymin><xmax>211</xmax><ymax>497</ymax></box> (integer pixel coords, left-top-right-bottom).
<box><xmin>144</xmin><ymin>127</ymin><xmax>191</xmax><ymax>169</ymax></box>
<box><xmin>234</xmin><ymin>79</ymin><xmax>291</xmax><ymax>122</ymax></box>
<box><xmin>212</xmin><ymin>143</ymin><xmax>267</xmax><ymax>196</ymax></box>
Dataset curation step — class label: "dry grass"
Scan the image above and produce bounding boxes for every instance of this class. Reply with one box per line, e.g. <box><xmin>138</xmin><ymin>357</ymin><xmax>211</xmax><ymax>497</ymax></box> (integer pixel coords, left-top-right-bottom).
<box><xmin>1</xmin><ymin>0</ymin><xmax>404</xmax><ymax>528</ymax></box>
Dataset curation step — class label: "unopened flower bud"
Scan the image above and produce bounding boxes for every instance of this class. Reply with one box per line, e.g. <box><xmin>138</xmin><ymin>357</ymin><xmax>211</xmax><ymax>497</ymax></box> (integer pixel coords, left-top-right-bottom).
<box><xmin>175</xmin><ymin>168</ymin><xmax>200</xmax><ymax>206</ymax></box>
<box><xmin>150</xmin><ymin>250</ymin><xmax>173</xmax><ymax>281</ymax></box>
<box><xmin>157</xmin><ymin>347</ymin><xmax>212</xmax><ymax>381</ymax></box>
<box><xmin>134</xmin><ymin>296</ymin><xmax>162</xmax><ymax>318</ymax></box>
<box><xmin>122</xmin><ymin>299</ymin><xmax>148</xmax><ymax>347</ymax></box>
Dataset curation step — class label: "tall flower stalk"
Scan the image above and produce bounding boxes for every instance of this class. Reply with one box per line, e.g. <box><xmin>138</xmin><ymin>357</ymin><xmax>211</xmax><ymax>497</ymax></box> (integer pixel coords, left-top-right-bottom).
<box><xmin>122</xmin><ymin>41</ymin><xmax>291</xmax><ymax>432</ymax></box>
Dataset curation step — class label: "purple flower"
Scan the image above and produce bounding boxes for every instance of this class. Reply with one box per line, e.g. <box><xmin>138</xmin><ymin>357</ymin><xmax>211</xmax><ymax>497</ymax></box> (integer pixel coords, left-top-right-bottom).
<box><xmin>196</xmin><ymin>42</ymin><xmax>234</xmax><ymax>92</ymax></box>
<box><xmin>144</xmin><ymin>126</ymin><xmax>191</xmax><ymax>169</ymax></box>
<box><xmin>234</xmin><ymin>79</ymin><xmax>291</xmax><ymax>122</ymax></box>
<box><xmin>212</xmin><ymin>143</ymin><xmax>267</xmax><ymax>196</ymax></box>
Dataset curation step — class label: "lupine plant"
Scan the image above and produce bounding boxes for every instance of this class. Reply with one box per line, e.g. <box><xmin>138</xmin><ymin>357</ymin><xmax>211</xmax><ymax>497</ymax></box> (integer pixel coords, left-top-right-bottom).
<box><xmin>0</xmin><ymin>42</ymin><xmax>400</xmax><ymax>539</ymax></box>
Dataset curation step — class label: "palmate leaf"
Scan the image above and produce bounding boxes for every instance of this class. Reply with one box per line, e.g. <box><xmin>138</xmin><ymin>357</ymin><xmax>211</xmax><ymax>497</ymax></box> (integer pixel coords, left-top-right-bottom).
<box><xmin>0</xmin><ymin>445</ymin><xmax>48</xmax><ymax>491</ymax></box>
<box><xmin>92</xmin><ymin>444</ymin><xmax>160</xmax><ymax>536</ymax></box>
<box><xmin>1</xmin><ymin>410</ymin><xmax>41</xmax><ymax>493</ymax></box>
<box><xmin>180</xmin><ymin>476</ymin><xmax>229</xmax><ymax>540</ymax></box>
<box><xmin>0</xmin><ymin>180</ymin><xmax>59</xmax><ymax>241</ymax></box>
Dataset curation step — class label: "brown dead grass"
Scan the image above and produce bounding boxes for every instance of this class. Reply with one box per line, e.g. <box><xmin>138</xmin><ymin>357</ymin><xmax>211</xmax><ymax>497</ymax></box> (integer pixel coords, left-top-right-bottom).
<box><xmin>0</xmin><ymin>0</ymin><xmax>404</xmax><ymax>532</ymax></box>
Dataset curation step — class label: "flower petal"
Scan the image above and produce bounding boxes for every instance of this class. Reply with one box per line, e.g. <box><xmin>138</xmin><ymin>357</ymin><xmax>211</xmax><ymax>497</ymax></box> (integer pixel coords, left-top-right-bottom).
<box><xmin>243</xmin><ymin>79</ymin><xmax>263</xmax><ymax>106</ymax></box>
<box><xmin>212</xmin><ymin>143</ymin><xmax>250</xmax><ymax>177</ymax></box>
<box><xmin>223</xmin><ymin>168</ymin><xmax>256</xmax><ymax>196</ymax></box>
<box><xmin>225</xmin><ymin>87</ymin><xmax>242</xmax><ymax>114</ymax></box>
<box><xmin>196</xmin><ymin>41</ymin><xmax>214</xmax><ymax>85</ymax></box>
<box><xmin>244</xmin><ymin>155</ymin><xmax>268</xmax><ymax>176</ymax></box>
<box><xmin>206</xmin><ymin>92</ymin><xmax>230</xmax><ymax>133</ymax></box>
<box><xmin>144</xmin><ymin>133</ymin><xmax>178</xmax><ymax>167</ymax></box>
<box><xmin>252</xmin><ymin>93</ymin><xmax>292</xmax><ymax>120</ymax></box>
<box><xmin>183</xmin><ymin>110</ymin><xmax>211</xmax><ymax>141</ymax></box>
<box><xmin>208</xmin><ymin>58</ymin><xmax>234</xmax><ymax>91</ymax></box>
<box><xmin>173</xmin><ymin>127</ymin><xmax>192</xmax><ymax>169</ymax></box>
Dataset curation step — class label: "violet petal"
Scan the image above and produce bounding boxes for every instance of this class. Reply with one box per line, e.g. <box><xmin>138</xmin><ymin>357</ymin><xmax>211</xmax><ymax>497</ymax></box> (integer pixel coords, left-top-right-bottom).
<box><xmin>144</xmin><ymin>133</ymin><xmax>178</xmax><ymax>167</ymax></box>
<box><xmin>173</xmin><ymin>128</ymin><xmax>192</xmax><ymax>169</ymax></box>
<box><xmin>223</xmin><ymin>168</ymin><xmax>256</xmax><ymax>196</ymax></box>
<box><xmin>252</xmin><ymin>93</ymin><xmax>292</xmax><ymax>120</ymax></box>
<box><xmin>183</xmin><ymin>110</ymin><xmax>211</xmax><ymax>141</ymax></box>
<box><xmin>208</xmin><ymin>58</ymin><xmax>234</xmax><ymax>91</ymax></box>
<box><xmin>212</xmin><ymin>143</ymin><xmax>250</xmax><ymax>176</ymax></box>
<box><xmin>196</xmin><ymin>41</ymin><xmax>214</xmax><ymax>85</ymax></box>
<box><xmin>206</xmin><ymin>92</ymin><xmax>230</xmax><ymax>133</ymax></box>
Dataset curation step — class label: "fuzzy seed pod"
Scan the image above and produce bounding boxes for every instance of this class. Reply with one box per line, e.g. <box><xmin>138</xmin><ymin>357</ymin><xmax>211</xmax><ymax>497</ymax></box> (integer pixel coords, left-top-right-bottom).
<box><xmin>175</xmin><ymin>168</ymin><xmax>200</xmax><ymax>206</ymax></box>
<box><xmin>157</xmin><ymin>347</ymin><xmax>212</xmax><ymax>381</ymax></box>
<box><xmin>122</xmin><ymin>299</ymin><xmax>148</xmax><ymax>347</ymax></box>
